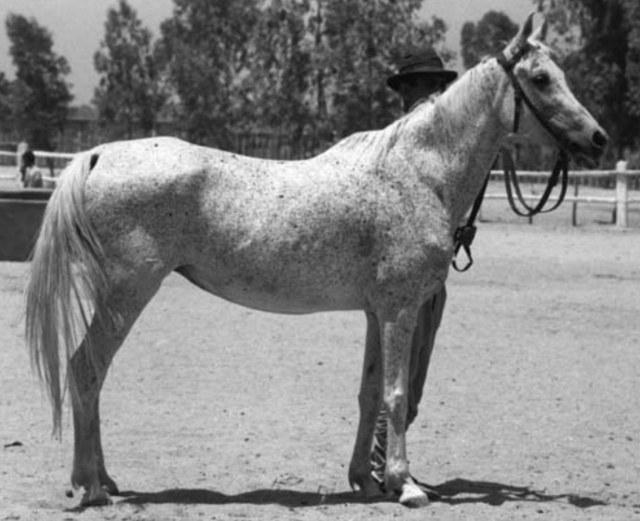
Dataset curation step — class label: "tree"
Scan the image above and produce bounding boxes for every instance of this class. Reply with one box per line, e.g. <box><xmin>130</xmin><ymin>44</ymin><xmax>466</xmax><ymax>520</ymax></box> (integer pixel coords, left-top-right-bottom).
<box><xmin>317</xmin><ymin>0</ymin><xmax>451</xmax><ymax>137</ymax></box>
<box><xmin>0</xmin><ymin>72</ymin><xmax>11</xmax><ymax>132</ymax></box>
<box><xmin>460</xmin><ymin>10</ymin><xmax>519</xmax><ymax>70</ymax></box>
<box><xmin>157</xmin><ymin>0</ymin><xmax>452</xmax><ymax>149</ymax></box>
<box><xmin>626</xmin><ymin>1</ymin><xmax>640</xmax><ymax>122</ymax></box>
<box><xmin>537</xmin><ymin>0</ymin><xmax>640</xmax><ymax>159</ymax></box>
<box><xmin>5</xmin><ymin>13</ymin><xmax>72</xmax><ymax>150</ymax></box>
<box><xmin>157</xmin><ymin>0</ymin><xmax>260</xmax><ymax>148</ymax></box>
<box><xmin>94</xmin><ymin>0</ymin><xmax>167</xmax><ymax>138</ymax></box>
<box><xmin>248</xmin><ymin>0</ymin><xmax>313</xmax><ymax>148</ymax></box>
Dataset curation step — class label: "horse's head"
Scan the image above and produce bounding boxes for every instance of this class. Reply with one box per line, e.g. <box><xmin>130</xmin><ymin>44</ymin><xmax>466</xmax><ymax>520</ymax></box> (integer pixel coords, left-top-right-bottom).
<box><xmin>499</xmin><ymin>13</ymin><xmax>608</xmax><ymax>166</ymax></box>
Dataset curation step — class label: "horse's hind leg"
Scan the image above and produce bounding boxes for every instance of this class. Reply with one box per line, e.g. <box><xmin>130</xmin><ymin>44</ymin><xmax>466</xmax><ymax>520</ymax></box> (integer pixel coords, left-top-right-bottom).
<box><xmin>69</xmin><ymin>277</ymin><xmax>162</xmax><ymax>506</ymax></box>
<box><xmin>348</xmin><ymin>311</ymin><xmax>384</xmax><ymax>497</ymax></box>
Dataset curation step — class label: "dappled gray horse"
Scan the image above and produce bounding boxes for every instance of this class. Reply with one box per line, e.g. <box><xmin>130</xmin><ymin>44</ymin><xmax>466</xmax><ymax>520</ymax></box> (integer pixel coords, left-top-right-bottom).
<box><xmin>26</xmin><ymin>14</ymin><xmax>606</xmax><ymax>508</ymax></box>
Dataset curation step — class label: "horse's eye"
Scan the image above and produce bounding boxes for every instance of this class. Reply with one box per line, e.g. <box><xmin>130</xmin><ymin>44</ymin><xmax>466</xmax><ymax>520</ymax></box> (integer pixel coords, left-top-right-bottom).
<box><xmin>531</xmin><ymin>72</ymin><xmax>551</xmax><ymax>88</ymax></box>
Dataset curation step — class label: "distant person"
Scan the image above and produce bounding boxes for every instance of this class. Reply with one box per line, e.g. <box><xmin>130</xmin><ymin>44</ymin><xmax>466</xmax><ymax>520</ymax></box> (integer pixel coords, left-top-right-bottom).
<box><xmin>17</xmin><ymin>141</ymin><xmax>29</xmax><ymax>185</ymax></box>
<box><xmin>369</xmin><ymin>47</ymin><xmax>457</xmax><ymax>495</ymax></box>
<box><xmin>18</xmin><ymin>144</ymin><xmax>43</xmax><ymax>188</ymax></box>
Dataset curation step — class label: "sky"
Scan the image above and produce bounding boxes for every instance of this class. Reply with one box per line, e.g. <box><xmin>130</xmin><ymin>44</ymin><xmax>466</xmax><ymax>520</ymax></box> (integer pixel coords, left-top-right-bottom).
<box><xmin>0</xmin><ymin>0</ymin><xmax>534</xmax><ymax>106</ymax></box>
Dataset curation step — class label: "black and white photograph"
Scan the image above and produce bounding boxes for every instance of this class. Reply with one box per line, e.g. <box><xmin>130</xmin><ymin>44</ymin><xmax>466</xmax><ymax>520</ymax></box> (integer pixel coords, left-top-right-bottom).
<box><xmin>0</xmin><ymin>0</ymin><xmax>639</xmax><ymax>519</ymax></box>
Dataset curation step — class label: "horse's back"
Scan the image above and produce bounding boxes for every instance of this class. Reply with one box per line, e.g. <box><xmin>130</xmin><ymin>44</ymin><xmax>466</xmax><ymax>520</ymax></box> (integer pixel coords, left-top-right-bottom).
<box><xmin>78</xmin><ymin>137</ymin><xmax>382</xmax><ymax>312</ymax></box>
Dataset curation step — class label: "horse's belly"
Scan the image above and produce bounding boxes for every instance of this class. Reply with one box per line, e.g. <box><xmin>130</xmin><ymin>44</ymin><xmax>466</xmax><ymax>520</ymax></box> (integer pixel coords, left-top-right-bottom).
<box><xmin>176</xmin><ymin>264</ymin><xmax>365</xmax><ymax>315</ymax></box>
<box><xmin>216</xmin><ymin>288</ymin><xmax>363</xmax><ymax>314</ymax></box>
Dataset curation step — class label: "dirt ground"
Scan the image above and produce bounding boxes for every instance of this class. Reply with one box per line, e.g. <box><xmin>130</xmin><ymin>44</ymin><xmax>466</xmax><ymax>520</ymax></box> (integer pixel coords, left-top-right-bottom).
<box><xmin>1</xmin><ymin>219</ymin><xmax>640</xmax><ymax>521</ymax></box>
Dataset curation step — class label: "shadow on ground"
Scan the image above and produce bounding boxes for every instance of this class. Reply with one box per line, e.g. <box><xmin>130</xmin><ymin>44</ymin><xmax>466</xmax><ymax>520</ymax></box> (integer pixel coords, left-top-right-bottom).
<box><xmin>433</xmin><ymin>478</ymin><xmax>607</xmax><ymax>508</ymax></box>
<box><xmin>106</xmin><ymin>478</ymin><xmax>606</xmax><ymax>510</ymax></box>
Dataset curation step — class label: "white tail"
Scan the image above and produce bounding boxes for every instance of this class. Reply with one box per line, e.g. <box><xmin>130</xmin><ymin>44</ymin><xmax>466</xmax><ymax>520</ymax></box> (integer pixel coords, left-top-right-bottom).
<box><xmin>25</xmin><ymin>151</ymin><xmax>108</xmax><ymax>436</ymax></box>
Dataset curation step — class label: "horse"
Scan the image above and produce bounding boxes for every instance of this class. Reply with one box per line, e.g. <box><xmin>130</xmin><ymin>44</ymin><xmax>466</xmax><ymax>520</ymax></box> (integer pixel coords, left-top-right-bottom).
<box><xmin>25</xmin><ymin>13</ymin><xmax>607</xmax><ymax>508</ymax></box>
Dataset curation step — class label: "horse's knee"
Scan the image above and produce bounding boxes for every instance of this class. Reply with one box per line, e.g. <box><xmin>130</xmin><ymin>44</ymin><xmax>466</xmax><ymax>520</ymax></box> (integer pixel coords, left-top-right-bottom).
<box><xmin>383</xmin><ymin>388</ymin><xmax>408</xmax><ymax>419</ymax></box>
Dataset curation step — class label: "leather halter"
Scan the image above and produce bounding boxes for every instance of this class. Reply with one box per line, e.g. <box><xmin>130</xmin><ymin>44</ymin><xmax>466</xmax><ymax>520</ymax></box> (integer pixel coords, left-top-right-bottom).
<box><xmin>452</xmin><ymin>44</ymin><xmax>570</xmax><ymax>272</ymax></box>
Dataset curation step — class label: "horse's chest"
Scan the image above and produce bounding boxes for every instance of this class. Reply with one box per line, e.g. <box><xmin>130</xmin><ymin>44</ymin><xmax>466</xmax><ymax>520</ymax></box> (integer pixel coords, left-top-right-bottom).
<box><xmin>371</xmin><ymin>215</ymin><xmax>452</xmax><ymax>296</ymax></box>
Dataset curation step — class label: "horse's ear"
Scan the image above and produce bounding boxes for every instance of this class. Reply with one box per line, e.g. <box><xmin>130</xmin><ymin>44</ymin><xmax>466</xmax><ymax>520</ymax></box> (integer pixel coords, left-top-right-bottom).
<box><xmin>531</xmin><ymin>17</ymin><xmax>548</xmax><ymax>43</ymax></box>
<box><xmin>505</xmin><ymin>12</ymin><xmax>535</xmax><ymax>54</ymax></box>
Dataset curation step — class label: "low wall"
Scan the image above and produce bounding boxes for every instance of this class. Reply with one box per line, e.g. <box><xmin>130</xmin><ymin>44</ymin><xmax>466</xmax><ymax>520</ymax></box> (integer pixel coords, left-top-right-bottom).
<box><xmin>0</xmin><ymin>190</ymin><xmax>51</xmax><ymax>261</ymax></box>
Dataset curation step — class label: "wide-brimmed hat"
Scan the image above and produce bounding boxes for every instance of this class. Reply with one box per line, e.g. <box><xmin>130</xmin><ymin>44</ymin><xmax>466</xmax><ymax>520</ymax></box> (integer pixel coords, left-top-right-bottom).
<box><xmin>387</xmin><ymin>48</ymin><xmax>458</xmax><ymax>91</ymax></box>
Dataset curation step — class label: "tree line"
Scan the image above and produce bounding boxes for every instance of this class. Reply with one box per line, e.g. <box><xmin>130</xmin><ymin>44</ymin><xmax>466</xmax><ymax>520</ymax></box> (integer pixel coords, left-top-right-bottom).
<box><xmin>1</xmin><ymin>0</ymin><xmax>639</xmax><ymax>166</ymax></box>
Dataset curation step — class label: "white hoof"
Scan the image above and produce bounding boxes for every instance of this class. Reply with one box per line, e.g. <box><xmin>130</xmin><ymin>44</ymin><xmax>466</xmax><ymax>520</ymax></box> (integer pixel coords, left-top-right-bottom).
<box><xmin>399</xmin><ymin>482</ymin><xmax>430</xmax><ymax>508</ymax></box>
<box><xmin>80</xmin><ymin>485</ymin><xmax>113</xmax><ymax>507</ymax></box>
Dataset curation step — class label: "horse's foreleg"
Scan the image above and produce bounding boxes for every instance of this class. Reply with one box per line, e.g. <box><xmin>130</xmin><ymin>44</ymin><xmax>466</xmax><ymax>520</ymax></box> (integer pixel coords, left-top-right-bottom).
<box><xmin>70</xmin><ymin>280</ymin><xmax>161</xmax><ymax>506</ymax></box>
<box><xmin>348</xmin><ymin>311</ymin><xmax>384</xmax><ymax>497</ymax></box>
<box><xmin>380</xmin><ymin>307</ymin><xmax>429</xmax><ymax>508</ymax></box>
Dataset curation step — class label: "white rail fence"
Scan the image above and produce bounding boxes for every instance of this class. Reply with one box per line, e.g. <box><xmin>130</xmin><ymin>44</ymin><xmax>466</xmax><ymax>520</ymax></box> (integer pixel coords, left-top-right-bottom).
<box><xmin>484</xmin><ymin>167</ymin><xmax>640</xmax><ymax>228</ymax></box>
<box><xmin>1</xmin><ymin>149</ymin><xmax>640</xmax><ymax>227</ymax></box>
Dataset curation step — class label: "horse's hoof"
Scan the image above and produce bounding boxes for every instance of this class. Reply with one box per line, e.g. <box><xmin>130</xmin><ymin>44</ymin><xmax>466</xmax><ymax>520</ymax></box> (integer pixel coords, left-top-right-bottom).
<box><xmin>399</xmin><ymin>483</ymin><xmax>429</xmax><ymax>508</ymax></box>
<box><xmin>80</xmin><ymin>486</ymin><xmax>113</xmax><ymax>507</ymax></box>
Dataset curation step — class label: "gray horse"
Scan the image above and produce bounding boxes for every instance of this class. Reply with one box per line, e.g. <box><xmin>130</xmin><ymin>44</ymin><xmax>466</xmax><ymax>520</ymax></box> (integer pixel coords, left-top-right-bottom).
<box><xmin>26</xmin><ymin>14</ymin><xmax>606</xmax><ymax>508</ymax></box>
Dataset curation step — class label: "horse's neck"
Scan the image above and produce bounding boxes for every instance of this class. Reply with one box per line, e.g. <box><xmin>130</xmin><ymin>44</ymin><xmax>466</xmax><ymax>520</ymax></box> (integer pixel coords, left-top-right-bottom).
<box><xmin>401</xmin><ymin>59</ymin><xmax>512</xmax><ymax>225</ymax></box>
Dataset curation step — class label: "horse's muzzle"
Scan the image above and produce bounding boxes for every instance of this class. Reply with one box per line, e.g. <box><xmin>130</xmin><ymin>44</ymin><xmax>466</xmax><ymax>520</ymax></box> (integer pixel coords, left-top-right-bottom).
<box><xmin>568</xmin><ymin>127</ymin><xmax>609</xmax><ymax>167</ymax></box>
<box><xmin>591</xmin><ymin>129</ymin><xmax>609</xmax><ymax>150</ymax></box>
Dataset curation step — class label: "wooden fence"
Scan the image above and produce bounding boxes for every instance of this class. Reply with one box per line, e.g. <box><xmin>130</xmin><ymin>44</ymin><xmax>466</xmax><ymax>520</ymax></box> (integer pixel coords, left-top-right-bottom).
<box><xmin>484</xmin><ymin>167</ymin><xmax>640</xmax><ymax>228</ymax></box>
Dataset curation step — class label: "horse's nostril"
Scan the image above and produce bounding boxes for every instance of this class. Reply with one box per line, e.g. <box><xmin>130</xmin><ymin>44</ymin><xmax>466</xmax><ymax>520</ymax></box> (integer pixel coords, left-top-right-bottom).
<box><xmin>592</xmin><ymin>130</ymin><xmax>608</xmax><ymax>148</ymax></box>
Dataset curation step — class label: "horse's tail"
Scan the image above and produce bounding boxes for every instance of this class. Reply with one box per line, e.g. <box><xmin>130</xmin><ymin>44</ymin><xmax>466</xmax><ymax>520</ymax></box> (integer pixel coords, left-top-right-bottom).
<box><xmin>25</xmin><ymin>151</ymin><xmax>108</xmax><ymax>436</ymax></box>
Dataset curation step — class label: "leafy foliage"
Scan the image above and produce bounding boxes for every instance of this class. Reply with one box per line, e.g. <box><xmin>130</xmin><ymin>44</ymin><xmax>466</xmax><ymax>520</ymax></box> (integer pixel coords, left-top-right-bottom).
<box><xmin>317</xmin><ymin>0</ymin><xmax>449</xmax><ymax>137</ymax></box>
<box><xmin>156</xmin><ymin>0</ymin><xmax>452</xmax><ymax>147</ymax></box>
<box><xmin>157</xmin><ymin>0</ymin><xmax>260</xmax><ymax>148</ymax></box>
<box><xmin>94</xmin><ymin>0</ymin><xmax>167</xmax><ymax>138</ymax></box>
<box><xmin>248</xmin><ymin>0</ymin><xmax>313</xmax><ymax>147</ymax></box>
<box><xmin>1</xmin><ymin>1</ymin><xmax>452</xmax><ymax>151</ymax></box>
<box><xmin>0</xmin><ymin>72</ymin><xmax>11</xmax><ymax>132</ymax></box>
<box><xmin>460</xmin><ymin>10</ymin><xmax>519</xmax><ymax>70</ymax></box>
<box><xmin>5</xmin><ymin>13</ymin><xmax>72</xmax><ymax>150</ymax></box>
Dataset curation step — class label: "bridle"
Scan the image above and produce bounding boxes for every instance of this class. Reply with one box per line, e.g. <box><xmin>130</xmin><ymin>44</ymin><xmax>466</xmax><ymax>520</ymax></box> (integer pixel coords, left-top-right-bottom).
<box><xmin>452</xmin><ymin>43</ymin><xmax>570</xmax><ymax>272</ymax></box>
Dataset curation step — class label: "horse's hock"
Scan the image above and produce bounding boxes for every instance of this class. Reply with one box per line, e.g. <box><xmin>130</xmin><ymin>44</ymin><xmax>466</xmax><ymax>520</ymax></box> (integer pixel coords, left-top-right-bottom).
<box><xmin>0</xmin><ymin>190</ymin><xmax>51</xmax><ymax>261</ymax></box>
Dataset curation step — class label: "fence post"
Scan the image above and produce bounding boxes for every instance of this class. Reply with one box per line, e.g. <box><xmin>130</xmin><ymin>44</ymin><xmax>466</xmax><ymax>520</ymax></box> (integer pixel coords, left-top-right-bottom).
<box><xmin>615</xmin><ymin>160</ymin><xmax>628</xmax><ymax>228</ymax></box>
<box><xmin>571</xmin><ymin>178</ymin><xmax>579</xmax><ymax>227</ymax></box>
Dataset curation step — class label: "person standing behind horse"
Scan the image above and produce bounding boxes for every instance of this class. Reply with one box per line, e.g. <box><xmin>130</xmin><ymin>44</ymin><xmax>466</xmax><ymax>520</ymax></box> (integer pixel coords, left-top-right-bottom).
<box><xmin>369</xmin><ymin>47</ymin><xmax>457</xmax><ymax>493</ymax></box>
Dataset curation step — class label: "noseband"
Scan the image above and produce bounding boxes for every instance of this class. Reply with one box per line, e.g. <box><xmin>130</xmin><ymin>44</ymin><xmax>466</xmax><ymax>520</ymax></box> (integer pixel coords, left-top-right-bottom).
<box><xmin>452</xmin><ymin>45</ymin><xmax>570</xmax><ymax>272</ymax></box>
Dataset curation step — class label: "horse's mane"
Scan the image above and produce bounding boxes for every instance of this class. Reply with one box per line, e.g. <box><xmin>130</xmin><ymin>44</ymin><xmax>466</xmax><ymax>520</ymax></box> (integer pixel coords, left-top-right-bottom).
<box><xmin>324</xmin><ymin>121</ymin><xmax>405</xmax><ymax>164</ymax></box>
<box><xmin>406</xmin><ymin>63</ymin><xmax>496</xmax><ymax>154</ymax></box>
<box><xmin>322</xmin><ymin>60</ymin><xmax>497</xmax><ymax>167</ymax></box>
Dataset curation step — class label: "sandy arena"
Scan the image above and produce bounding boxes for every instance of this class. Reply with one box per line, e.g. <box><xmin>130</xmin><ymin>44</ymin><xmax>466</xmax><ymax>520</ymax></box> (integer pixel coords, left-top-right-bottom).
<box><xmin>1</xmin><ymin>218</ymin><xmax>639</xmax><ymax>520</ymax></box>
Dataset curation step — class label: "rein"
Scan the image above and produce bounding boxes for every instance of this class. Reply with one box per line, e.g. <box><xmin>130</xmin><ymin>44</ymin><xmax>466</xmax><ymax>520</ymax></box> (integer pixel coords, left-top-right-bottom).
<box><xmin>452</xmin><ymin>46</ymin><xmax>570</xmax><ymax>272</ymax></box>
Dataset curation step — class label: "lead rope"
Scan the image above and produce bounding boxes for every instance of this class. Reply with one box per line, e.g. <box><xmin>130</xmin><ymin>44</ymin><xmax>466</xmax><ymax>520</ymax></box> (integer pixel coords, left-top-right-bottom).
<box><xmin>451</xmin><ymin>173</ymin><xmax>490</xmax><ymax>272</ymax></box>
<box><xmin>503</xmin><ymin>147</ymin><xmax>569</xmax><ymax>217</ymax></box>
